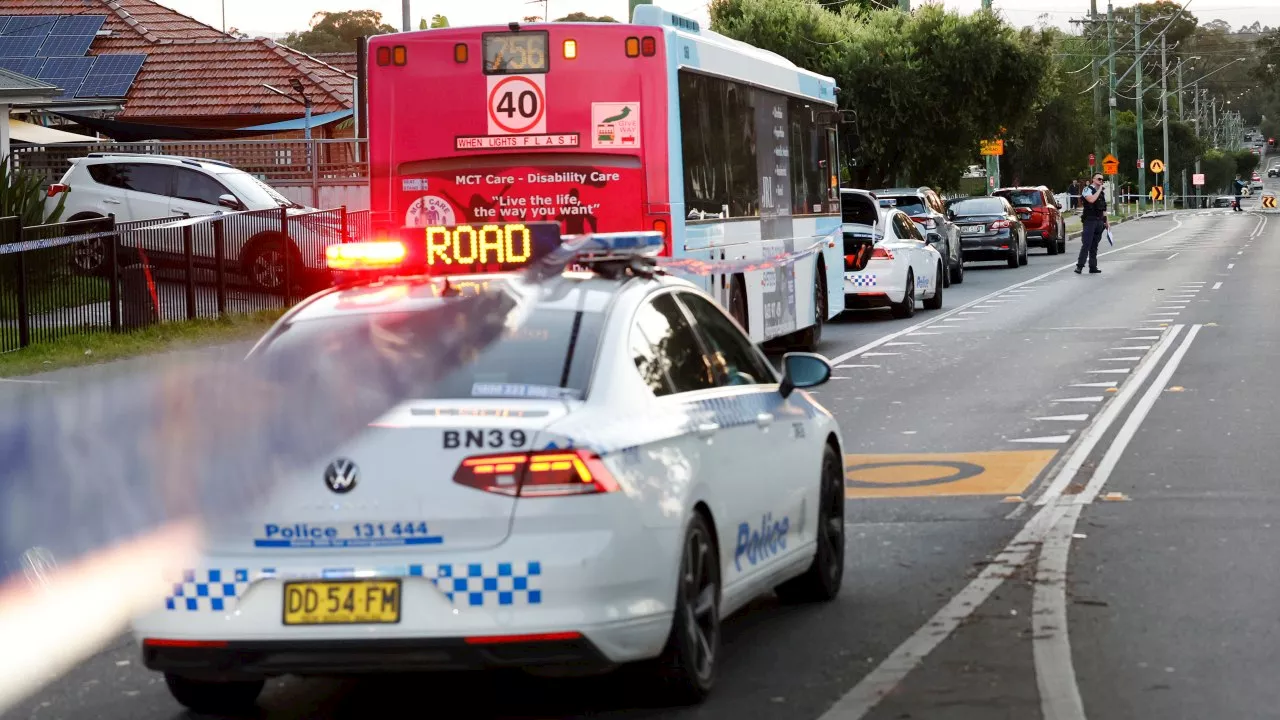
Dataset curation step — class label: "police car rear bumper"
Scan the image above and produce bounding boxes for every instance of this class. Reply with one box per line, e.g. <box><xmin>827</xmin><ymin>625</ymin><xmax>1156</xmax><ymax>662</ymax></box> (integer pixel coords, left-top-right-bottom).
<box><xmin>142</xmin><ymin>633</ymin><xmax>615</xmax><ymax>679</ymax></box>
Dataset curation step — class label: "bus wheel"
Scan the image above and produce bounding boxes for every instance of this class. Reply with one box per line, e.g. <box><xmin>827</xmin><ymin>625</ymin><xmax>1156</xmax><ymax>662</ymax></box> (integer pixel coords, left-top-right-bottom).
<box><xmin>795</xmin><ymin>267</ymin><xmax>826</xmax><ymax>351</ymax></box>
<box><xmin>729</xmin><ymin>275</ymin><xmax>748</xmax><ymax>332</ymax></box>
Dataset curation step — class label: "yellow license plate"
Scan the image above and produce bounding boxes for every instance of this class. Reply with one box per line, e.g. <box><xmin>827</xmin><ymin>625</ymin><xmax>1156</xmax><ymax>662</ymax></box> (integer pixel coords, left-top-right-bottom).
<box><xmin>282</xmin><ymin>580</ymin><xmax>401</xmax><ymax>625</ymax></box>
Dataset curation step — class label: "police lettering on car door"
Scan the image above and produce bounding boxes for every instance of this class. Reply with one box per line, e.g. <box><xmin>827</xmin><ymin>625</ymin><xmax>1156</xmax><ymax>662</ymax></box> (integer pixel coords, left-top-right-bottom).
<box><xmin>734</xmin><ymin>513</ymin><xmax>791</xmax><ymax>571</ymax></box>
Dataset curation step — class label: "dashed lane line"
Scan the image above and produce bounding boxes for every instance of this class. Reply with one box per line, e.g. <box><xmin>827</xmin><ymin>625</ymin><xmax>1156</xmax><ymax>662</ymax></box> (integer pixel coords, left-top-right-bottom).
<box><xmin>1213</xmin><ymin>282</ymin><xmax>1223</xmax><ymax>290</ymax></box>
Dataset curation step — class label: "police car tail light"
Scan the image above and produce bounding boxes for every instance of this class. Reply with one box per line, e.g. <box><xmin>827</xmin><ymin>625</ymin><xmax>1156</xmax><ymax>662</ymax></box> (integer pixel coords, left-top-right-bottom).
<box><xmin>325</xmin><ymin>241</ymin><xmax>407</xmax><ymax>271</ymax></box>
<box><xmin>871</xmin><ymin>247</ymin><xmax>894</xmax><ymax>260</ymax></box>
<box><xmin>454</xmin><ymin>449</ymin><xmax>619</xmax><ymax>497</ymax></box>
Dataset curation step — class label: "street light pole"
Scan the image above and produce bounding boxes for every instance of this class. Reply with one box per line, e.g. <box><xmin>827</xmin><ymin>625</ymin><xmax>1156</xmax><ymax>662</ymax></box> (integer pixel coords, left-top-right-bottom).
<box><xmin>1107</xmin><ymin>2</ymin><xmax>1117</xmax><ymax>161</ymax></box>
<box><xmin>1135</xmin><ymin>5</ymin><xmax>1146</xmax><ymax>211</ymax></box>
<box><xmin>1194</xmin><ymin>83</ymin><xmax>1202</xmax><ymax>207</ymax></box>
<box><xmin>402</xmin><ymin>0</ymin><xmax>411</xmax><ymax>31</ymax></box>
<box><xmin>1178</xmin><ymin>57</ymin><xmax>1187</xmax><ymax>204</ymax></box>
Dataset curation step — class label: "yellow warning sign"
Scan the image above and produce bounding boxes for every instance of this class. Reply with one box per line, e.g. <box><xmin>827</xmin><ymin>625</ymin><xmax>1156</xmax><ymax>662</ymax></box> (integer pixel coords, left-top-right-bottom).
<box><xmin>1263</xmin><ymin>194</ymin><xmax>1277</xmax><ymax>209</ymax></box>
<box><xmin>1149</xmin><ymin>159</ymin><xmax>1165</xmax><ymax>174</ymax></box>
<box><xmin>1149</xmin><ymin>186</ymin><xmax>1164</xmax><ymax>202</ymax></box>
<box><xmin>845</xmin><ymin>450</ymin><xmax>1057</xmax><ymax>498</ymax></box>
<box><xmin>1102</xmin><ymin>154</ymin><xmax>1119</xmax><ymax>175</ymax></box>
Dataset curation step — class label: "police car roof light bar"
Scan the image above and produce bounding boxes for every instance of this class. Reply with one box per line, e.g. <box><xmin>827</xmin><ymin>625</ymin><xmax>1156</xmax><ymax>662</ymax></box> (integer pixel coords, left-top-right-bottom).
<box><xmin>570</xmin><ymin>231</ymin><xmax>664</xmax><ymax>259</ymax></box>
<box><xmin>326</xmin><ymin>241</ymin><xmax>408</xmax><ymax>272</ymax></box>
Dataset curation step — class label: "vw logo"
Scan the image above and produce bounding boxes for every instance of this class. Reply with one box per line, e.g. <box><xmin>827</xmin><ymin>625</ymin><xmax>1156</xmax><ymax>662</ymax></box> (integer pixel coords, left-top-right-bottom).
<box><xmin>324</xmin><ymin>458</ymin><xmax>359</xmax><ymax>494</ymax></box>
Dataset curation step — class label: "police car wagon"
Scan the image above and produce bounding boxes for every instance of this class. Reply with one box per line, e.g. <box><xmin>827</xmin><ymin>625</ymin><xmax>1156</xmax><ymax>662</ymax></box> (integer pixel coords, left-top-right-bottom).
<box><xmin>131</xmin><ymin>222</ymin><xmax>847</xmax><ymax>713</ymax></box>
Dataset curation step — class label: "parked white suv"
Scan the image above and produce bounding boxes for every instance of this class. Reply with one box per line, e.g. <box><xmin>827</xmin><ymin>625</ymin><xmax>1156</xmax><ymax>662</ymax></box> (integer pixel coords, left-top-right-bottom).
<box><xmin>49</xmin><ymin>153</ymin><xmax>347</xmax><ymax>292</ymax></box>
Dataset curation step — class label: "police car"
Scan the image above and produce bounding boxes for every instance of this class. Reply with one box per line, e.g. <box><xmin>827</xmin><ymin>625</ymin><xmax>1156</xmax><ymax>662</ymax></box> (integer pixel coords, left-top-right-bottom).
<box><xmin>131</xmin><ymin>222</ymin><xmax>847</xmax><ymax>713</ymax></box>
<box><xmin>843</xmin><ymin>203</ymin><xmax>945</xmax><ymax>319</ymax></box>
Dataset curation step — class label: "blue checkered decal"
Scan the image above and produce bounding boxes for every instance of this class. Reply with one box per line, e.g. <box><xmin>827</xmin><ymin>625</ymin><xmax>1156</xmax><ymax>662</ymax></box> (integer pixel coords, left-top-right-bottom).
<box><xmin>163</xmin><ymin>562</ymin><xmax>543</xmax><ymax>612</ymax></box>
<box><xmin>410</xmin><ymin>561</ymin><xmax>542</xmax><ymax>607</ymax></box>
<box><xmin>848</xmin><ymin>274</ymin><xmax>878</xmax><ymax>288</ymax></box>
<box><xmin>166</xmin><ymin>568</ymin><xmax>251</xmax><ymax>612</ymax></box>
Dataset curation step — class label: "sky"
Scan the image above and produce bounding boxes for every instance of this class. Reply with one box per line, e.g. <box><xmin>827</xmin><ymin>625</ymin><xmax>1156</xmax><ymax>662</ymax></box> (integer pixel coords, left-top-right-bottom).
<box><xmin>169</xmin><ymin>0</ymin><xmax>1280</xmax><ymax>38</ymax></box>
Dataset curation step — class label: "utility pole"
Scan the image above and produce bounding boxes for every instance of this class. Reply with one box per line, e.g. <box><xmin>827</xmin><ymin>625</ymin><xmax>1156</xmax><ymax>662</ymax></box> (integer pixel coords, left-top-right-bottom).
<box><xmin>1161</xmin><ymin>34</ymin><xmax>1170</xmax><ymax>210</ymax></box>
<box><xmin>1194</xmin><ymin>84</ymin><xmax>1202</xmax><ymax>207</ymax></box>
<box><xmin>1178</xmin><ymin>58</ymin><xmax>1187</xmax><ymax>205</ymax></box>
<box><xmin>402</xmin><ymin>0</ymin><xmax>411</xmax><ymax>31</ymax></box>
<box><xmin>1107</xmin><ymin>2</ymin><xmax>1117</xmax><ymax>167</ymax></box>
<box><xmin>1091</xmin><ymin>0</ymin><xmax>1104</xmax><ymax>175</ymax></box>
<box><xmin>1135</xmin><ymin>5</ymin><xmax>1146</xmax><ymax>211</ymax></box>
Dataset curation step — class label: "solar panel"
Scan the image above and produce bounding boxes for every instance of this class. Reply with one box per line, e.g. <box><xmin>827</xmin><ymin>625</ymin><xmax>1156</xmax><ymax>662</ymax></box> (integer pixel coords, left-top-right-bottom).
<box><xmin>5</xmin><ymin>16</ymin><xmax>58</xmax><ymax>36</ymax></box>
<box><xmin>75</xmin><ymin>53</ymin><xmax>146</xmax><ymax>98</ymax></box>
<box><xmin>51</xmin><ymin>15</ymin><xmax>106</xmax><ymax>36</ymax></box>
<box><xmin>39</xmin><ymin>34</ymin><xmax>94</xmax><ymax>57</ymax></box>
<box><xmin>0</xmin><ymin>57</ymin><xmax>46</xmax><ymax>78</ymax></box>
<box><xmin>86</xmin><ymin>54</ymin><xmax>144</xmax><ymax>76</ymax></box>
<box><xmin>0</xmin><ymin>18</ymin><xmax>11</xmax><ymax>35</ymax></box>
<box><xmin>38</xmin><ymin>56</ymin><xmax>94</xmax><ymax>78</ymax></box>
<box><xmin>0</xmin><ymin>36</ymin><xmax>45</xmax><ymax>57</ymax></box>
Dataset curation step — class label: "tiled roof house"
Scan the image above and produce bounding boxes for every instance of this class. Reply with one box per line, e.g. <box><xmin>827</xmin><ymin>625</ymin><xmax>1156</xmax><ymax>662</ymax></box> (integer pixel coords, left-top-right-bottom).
<box><xmin>4</xmin><ymin>0</ymin><xmax>355</xmax><ymax>131</ymax></box>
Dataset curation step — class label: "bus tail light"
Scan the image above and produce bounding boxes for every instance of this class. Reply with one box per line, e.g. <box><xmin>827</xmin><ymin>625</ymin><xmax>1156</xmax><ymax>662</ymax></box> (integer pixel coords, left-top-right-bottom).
<box><xmin>563</xmin><ymin>39</ymin><xmax>577</xmax><ymax>59</ymax></box>
<box><xmin>393</xmin><ymin>46</ymin><xmax>407</xmax><ymax>65</ymax></box>
<box><xmin>641</xmin><ymin>36</ymin><xmax>656</xmax><ymax>56</ymax></box>
<box><xmin>454</xmin><ymin>44</ymin><xmax>468</xmax><ymax>63</ymax></box>
<box><xmin>325</xmin><ymin>241</ymin><xmax>407</xmax><ymax>271</ymax></box>
<box><xmin>375</xmin><ymin>46</ymin><xmax>391</xmax><ymax>66</ymax></box>
<box><xmin>454</xmin><ymin>450</ymin><xmax>620</xmax><ymax>497</ymax></box>
<box><xmin>625</xmin><ymin>37</ymin><xmax>640</xmax><ymax>57</ymax></box>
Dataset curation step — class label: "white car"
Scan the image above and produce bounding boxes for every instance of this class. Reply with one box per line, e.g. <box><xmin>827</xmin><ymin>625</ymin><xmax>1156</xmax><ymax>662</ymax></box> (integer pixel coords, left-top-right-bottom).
<box><xmin>131</xmin><ymin>230</ymin><xmax>847</xmax><ymax>714</ymax></box>
<box><xmin>48</xmin><ymin>153</ymin><xmax>351</xmax><ymax>292</ymax></box>
<box><xmin>841</xmin><ymin>202</ymin><xmax>944</xmax><ymax>319</ymax></box>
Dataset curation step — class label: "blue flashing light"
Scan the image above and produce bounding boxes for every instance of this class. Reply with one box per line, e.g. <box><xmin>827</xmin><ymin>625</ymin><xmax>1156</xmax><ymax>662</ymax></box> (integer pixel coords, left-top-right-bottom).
<box><xmin>573</xmin><ymin>231</ymin><xmax>664</xmax><ymax>259</ymax></box>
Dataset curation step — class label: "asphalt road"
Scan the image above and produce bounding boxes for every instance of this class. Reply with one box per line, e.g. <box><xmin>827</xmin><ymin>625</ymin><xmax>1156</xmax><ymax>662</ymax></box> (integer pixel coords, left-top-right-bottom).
<box><xmin>3</xmin><ymin>199</ymin><xmax>1278</xmax><ymax>720</ymax></box>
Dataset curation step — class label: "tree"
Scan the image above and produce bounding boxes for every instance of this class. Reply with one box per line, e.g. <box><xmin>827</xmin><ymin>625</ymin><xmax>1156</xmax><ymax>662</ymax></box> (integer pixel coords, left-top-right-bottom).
<box><xmin>282</xmin><ymin>10</ymin><xmax>395</xmax><ymax>54</ymax></box>
<box><xmin>710</xmin><ymin>0</ymin><xmax>1049</xmax><ymax>189</ymax></box>
<box><xmin>555</xmin><ymin>12</ymin><xmax>618</xmax><ymax>22</ymax></box>
<box><xmin>430</xmin><ymin>14</ymin><xmax>449</xmax><ymax>28</ymax></box>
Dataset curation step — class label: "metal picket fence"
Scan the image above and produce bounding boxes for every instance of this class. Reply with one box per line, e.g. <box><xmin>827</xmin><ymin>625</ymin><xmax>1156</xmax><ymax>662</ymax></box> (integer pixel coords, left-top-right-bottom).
<box><xmin>0</xmin><ymin>208</ymin><xmax>369</xmax><ymax>352</ymax></box>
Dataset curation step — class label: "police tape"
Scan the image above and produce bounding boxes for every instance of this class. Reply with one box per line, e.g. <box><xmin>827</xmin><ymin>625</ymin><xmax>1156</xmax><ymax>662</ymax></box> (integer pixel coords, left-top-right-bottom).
<box><xmin>0</xmin><ymin>210</ymin><xmax>283</xmax><ymax>257</ymax></box>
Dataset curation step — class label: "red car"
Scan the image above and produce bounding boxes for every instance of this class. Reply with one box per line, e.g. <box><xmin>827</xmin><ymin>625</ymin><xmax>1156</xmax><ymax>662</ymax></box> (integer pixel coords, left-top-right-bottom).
<box><xmin>993</xmin><ymin>185</ymin><xmax>1066</xmax><ymax>255</ymax></box>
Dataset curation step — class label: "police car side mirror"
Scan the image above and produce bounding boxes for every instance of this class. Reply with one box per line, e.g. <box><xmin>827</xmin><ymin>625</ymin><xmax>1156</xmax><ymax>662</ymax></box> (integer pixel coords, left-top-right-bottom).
<box><xmin>779</xmin><ymin>352</ymin><xmax>832</xmax><ymax>398</ymax></box>
<box><xmin>218</xmin><ymin>194</ymin><xmax>244</xmax><ymax>211</ymax></box>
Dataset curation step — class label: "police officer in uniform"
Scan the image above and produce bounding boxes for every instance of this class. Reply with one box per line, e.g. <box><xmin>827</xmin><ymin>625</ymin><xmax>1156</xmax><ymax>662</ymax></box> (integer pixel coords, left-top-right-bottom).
<box><xmin>1076</xmin><ymin>172</ymin><xmax>1109</xmax><ymax>274</ymax></box>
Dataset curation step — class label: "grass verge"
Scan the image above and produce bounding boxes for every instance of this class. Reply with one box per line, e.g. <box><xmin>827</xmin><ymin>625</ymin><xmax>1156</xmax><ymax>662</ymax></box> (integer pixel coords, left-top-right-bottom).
<box><xmin>0</xmin><ymin>309</ymin><xmax>285</xmax><ymax>378</ymax></box>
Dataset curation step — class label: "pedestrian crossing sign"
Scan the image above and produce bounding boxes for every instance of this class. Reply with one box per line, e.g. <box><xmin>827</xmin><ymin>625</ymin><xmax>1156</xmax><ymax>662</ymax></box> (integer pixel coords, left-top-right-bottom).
<box><xmin>1149</xmin><ymin>159</ymin><xmax>1165</xmax><ymax>174</ymax></box>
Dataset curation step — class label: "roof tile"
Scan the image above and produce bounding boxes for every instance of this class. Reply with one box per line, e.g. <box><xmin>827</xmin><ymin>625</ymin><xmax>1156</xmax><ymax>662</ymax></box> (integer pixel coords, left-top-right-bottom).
<box><xmin>1</xmin><ymin>0</ymin><xmax>355</xmax><ymax>123</ymax></box>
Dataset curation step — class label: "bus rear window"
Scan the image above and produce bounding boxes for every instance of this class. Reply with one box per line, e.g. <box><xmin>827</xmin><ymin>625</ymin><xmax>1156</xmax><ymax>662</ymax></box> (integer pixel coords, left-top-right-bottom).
<box><xmin>259</xmin><ymin>306</ymin><xmax>604</xmax><ymax>400</ymax></box>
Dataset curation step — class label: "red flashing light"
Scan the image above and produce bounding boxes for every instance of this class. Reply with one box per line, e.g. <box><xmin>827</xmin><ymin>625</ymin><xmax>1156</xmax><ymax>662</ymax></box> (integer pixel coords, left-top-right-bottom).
<box><xmin>326</xmin><ymin>241</ymin><xmax>408</xmax><ymax>271</ymax></box>
<box><xmin>454</xmin><ymin>449</ymin><xmax>619</xmax><ymax>497</ymax></box>
<box><xmin>143</xmin><ymin>639</ymin><xmax>229</xmax><ymax>648</ymax></box>
<box><xmin>465</xmin><ymin>631</ymin><xmax>583</xmax><ymax>645</ymax></box>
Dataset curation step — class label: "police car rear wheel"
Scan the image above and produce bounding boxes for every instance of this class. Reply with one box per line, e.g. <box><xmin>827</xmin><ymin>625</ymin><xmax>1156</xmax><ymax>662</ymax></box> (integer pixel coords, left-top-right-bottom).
<box><xmin>164</xmin><ymin>674</ymin><xmax>263</xmax><ymax>714</ymax></box>
<box><xmin>891</xmin><ymin>272</ymin><xmax>915</xmax><ymax>319</ymax></box>
<box><xmin>652</xmin><ymin>512</ymin><xmax>721</xmax><ymax>703</ymax></box>
<box><xmin>776</xmin><ymin>444</ymin><xmax>845</xmax><ymax>603</ymax></box>
<box><xmin>923</xmin><ymin>263</ymin><xmax>943</xmax><ymax>310</ymax></box>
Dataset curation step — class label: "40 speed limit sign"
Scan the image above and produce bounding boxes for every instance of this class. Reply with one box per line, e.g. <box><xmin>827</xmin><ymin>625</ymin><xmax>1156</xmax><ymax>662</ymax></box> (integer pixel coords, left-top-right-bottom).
<box><xmin>488</xmin><ymin>75</ymin><xmax>547</xmax><ymax>135</ymax></box>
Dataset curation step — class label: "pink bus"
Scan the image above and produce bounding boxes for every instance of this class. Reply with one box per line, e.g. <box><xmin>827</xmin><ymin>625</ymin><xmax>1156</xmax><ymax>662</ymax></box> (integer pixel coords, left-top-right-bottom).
<box><xmin>366</xmin><ymin>4</ymin><xmax>844</xmax><ymax>348</ymax></box>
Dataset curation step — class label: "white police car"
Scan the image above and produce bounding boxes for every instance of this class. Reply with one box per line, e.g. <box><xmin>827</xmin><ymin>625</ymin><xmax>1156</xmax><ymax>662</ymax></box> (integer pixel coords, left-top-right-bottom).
<box><xmin>131</xmin><ymin>223</ymin><xmax>846</xmax><ymax>713</ymax></box>
<box><xmin>843</xmin><ymin>205</ymin><xmax>945</xmax><ymax>319</ymax></box>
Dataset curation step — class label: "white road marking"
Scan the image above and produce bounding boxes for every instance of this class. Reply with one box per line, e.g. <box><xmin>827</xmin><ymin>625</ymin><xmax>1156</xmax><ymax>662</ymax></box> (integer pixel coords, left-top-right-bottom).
<box><xmin>829</xmin><ymin>377</ymin><xmax>851</xmax><ymax>380</ymax></box>
<box><xmin>1033</xmin><ymin>325</ymin><xmax>1185</xmax><ymax>505</ymax></box>
<box><xmin>1052</xmin><ymin>396</ymin><xmax>1104</xmax><ymax>403</ymax></box>
<box><xmin>1034</xmin><ymin>325</ymin><xmax>1203</xmax><ymax>720</ymax></box>
<box><xmin>1099</xmin><ymin>356</ymin><xmax>1142</xmax><ymax>361</ymax></box>
<box><xmin>1237</xmin><ymin>250</ymin><xmax>1244</xmax><ymax>255</ymax></box>
<box><xmin>1228</xmin><ymin>263</ymin><xmax>1235</xmax><ymax>269</ymax></box>
<box><xmin>860</xmin><ymin>352</ymin><xmax>901</xmax><ymax>357</ymax></box>
<box><xmin>836</xmin><ymin>364</ymin><xmax>881</xmax><ymax>369</ymax></box>
<box><xmin>1112</xmin><ymin>345</ymin><xmax>1153</xmax><ymax>349</ymax></box>
<box><xmin>1123</xmin><ymin>337</ymin><xmax>1160</xmax><ymax>341</ymax></box>
<box><xmin>959</xmin><ymin>311</ymin><xmax>989</xmax><ymax>315</ymax></box>
<box><xmin>1011</xmin><ymin>435</ymin><xmax>1074</xmax><ymax>444</ymax></box>
<box><xmin>1181</xmin><ymin>282</ymin><xmax>1206</xmax><ymax>285</ymax></box>
<box><xmin>883</xmin><ymin>342</ymin><xmax>922</xmax><ymax>346</ymax></box>
<box><xmin>1157</xmin><ymin>306</ymin><xmax>1187</xmax><ymax>310</ymax></box>
<box><xmin>1071</xmin><ymin>381</ymin><xmax>1119</xmax><ymax>388</ymax></box>
<box><xmin>1087</xmin><ymin>368</ymin><xmax>1131</xmax><ymax>374</ymax></box>
<box><xmin>1167</xmin><ymin>252</ymin><xmax>1179</xmax><ymax>260</ymax></box>
<box><xmin>825</xmin><ymin>217</ymin><xmax>1187</xmax><ymax>368</ymax></box>
<box><xmin>1212</xmin><ymin>281</ymin><xmax>1223</xmax><ymax>290</ymax></box>
<box><xmin>1034</xmin><ymin>414</ymin><xmax>1090</xmax><ymax>422</ymax></box>
<box><xmin>0</xmin><ymin>377</ymin><xmax>57</xmax><ymax>384</ymax></box>
<box><xmin>814</xmin><ymin>225</ymin><xmax>1190</xmax><ymax>720</ymax></box>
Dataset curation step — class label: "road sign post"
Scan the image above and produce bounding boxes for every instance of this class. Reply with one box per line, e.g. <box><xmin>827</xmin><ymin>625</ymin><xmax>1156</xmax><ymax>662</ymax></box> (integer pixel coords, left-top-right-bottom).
<box><xmin>981</xmin><ymin>139</ymin><xmax>1003</xmax><ymax>195</ymax></box>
